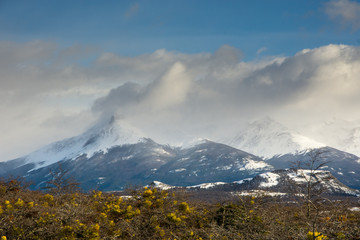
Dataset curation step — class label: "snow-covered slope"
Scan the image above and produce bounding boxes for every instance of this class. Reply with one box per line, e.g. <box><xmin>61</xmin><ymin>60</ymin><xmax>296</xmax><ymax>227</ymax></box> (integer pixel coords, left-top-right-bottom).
<box><xmin>152</xmin><ymin>140</ymin><xmax>273</xmax><ymax>186</ymax></box>
<box><xmin>21</xmin><ymin>117</ymin><xmax>145</xmax><ymax>171</ymax></box>
<box><xmin>222</xmin><ymin>117</ymin><xmax>325</xmax><ymax>158</ymax></box>
<box><xmin>302</xmin><ymin>118</ymin><xmax>360</xmax><ymax>157</ymax></box>
<box><xmin>268</xmin><ymin>146</ymin><xmax>360</xmax><ymax>189</ymax></box>
<box><xmin>148</xmin><ymin>169</ymin><xmax>360</xmax><ymax>197</ymax></box>
<box><xmin>252</xmin><ymin>169</ymin><xmax>359</xmax><ymax>196</ymax></box>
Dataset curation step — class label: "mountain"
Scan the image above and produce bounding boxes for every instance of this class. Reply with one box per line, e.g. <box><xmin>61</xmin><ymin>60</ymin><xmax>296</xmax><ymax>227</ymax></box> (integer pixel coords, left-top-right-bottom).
<box><xmin>152</xmin><ymin>169</ymin><xmax>359</xmax><ymax>198</ymax></box>
<box><xmin>22</xmin><ymin>138</ymin><xmax>178</xmax><ymax>191</ymax></box>
<box><xmin>221</xmin><ymin>117</ymin><xmax>324</xmax><ymax>159</ymax></box>
<box><xmin>149</xmin><ymin>140</ymin><xmax>273</xmax><ymax>186</ymax></box>
<box><xmin>1</xmin><ymin>116</ymin><xmax>360</xmax><ymax>192</ymax></box>
<box><xmin>301</xmin><ymin>118</ymin><xmax>360</xmax><ymax>157</ymax></box>
<box><xmin>267</xmin><ymin>147</ymin><xmax>360</xmax><ymax>189</ymax></box>
<box><xmin>0</xmin><ymin>121</ymin><xmax>273</xmax><ymax>191</ymax></box>
<box><xmin>0</xmin><ymin>117</ymin><xmax>144</xmax><ymax>174</ymax></box>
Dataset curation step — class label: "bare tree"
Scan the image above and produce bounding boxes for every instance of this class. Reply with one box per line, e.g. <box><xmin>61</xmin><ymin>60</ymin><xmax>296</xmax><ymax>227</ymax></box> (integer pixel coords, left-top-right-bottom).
<box><xmin>292</xmin><ymin>148</ymin><xmax>332</xmax><ymax>240</ymax></box>
<box><xmin>43</xmin><ymin>163</ymin><xmax>80</xmax><ymax>195</ymax></box>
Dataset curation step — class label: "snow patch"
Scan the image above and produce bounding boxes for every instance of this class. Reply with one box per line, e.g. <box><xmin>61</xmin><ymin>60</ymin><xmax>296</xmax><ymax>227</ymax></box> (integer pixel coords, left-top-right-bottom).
<box><xmin>150</xmin><ymin>181</ymin><xmax>174</xmax><ymax>190</ymax></box>
<box><xmin>233</xmin><ymin>178</ymin><xmax>252</xmax><ymax>184</ymax></box>
<box><xmin>216</xmin><ymin>165</ymin><xmax>233</xmax><ymax>170</ymax></box>
<box><xmin>153</xmin><ymin>148</ymin><xmax>173</xmax><ymax>156</ymax></box>
<box><xmin>187</xmin><ymin>182</ymin><xmax>226</xmax><ymax>189</ymax></box>
<box><xmin>195</xmin><ymin>149</ymin><xmax>207</xmax><ymax>153</ymax></box>
<box><xmin>244</xmin><ymin>158</ymin><xmax>271</xmax><ymax>170</ymax></box>
<box><xmin>235</xmin><ymin>190</ymin><xmax>286</xmax><ymax>197</ymax></box>
<box><xmin>259</xmin><ymin>172</ymin><xmax>280</xmax><ymax>187</ymax></box>
<box><xmin>170</xmin><ymin>168</ymin><xmax>186</xmax><ymax>173</ymax></box>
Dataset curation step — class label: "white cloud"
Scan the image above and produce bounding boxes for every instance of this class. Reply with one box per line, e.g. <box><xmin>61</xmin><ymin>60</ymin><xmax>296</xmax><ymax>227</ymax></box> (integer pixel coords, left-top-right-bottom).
<box><xmin>91</xmin><ymin>44</ymin><xmax>360</xmax><ymax>146</ymax></box>
<box><xmin>256</xmin><ymin>47</ymin><xmax>268</xmax><ymax>55</ymax></box>
<box><xmin>144</xmin><ymin>62</ymin><xmax>192</xmax><ymax>110</ymax></box>
<box><xmin>1</xmin><ymin>41</ymin><xmax>360</xmax><ymax>160</ymax></box>
<box><xmin>324</xmin><ymin>0</ymin><xmax>360</xmax><ymax>30</ymax></box>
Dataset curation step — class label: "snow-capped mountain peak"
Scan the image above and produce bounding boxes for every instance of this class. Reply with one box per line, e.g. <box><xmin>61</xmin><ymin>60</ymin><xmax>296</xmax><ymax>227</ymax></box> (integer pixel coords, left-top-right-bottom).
<box><xmin>222</xmin><ymin>117</ymin><xmax>325</xmax><ymax>159</ymax></box>
<box><xmin>23</xmin><ymin>116</ymin><xmax>145</xmax><ymax>170</ymax></box>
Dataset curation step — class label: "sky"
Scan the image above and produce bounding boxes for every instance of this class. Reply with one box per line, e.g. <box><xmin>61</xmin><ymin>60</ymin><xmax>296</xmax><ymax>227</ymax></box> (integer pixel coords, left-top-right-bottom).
<box><xmin>0</xmin><ymin>0</ymin><xmax>360</xmax><ymax>161</ymax></box>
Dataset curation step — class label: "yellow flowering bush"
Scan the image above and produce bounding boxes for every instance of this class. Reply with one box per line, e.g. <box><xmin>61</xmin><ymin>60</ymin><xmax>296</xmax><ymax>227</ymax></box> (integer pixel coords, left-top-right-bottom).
<box><xmin>14</xmin><ymin>198</ymin><xmax>24</xmax><ymax>208</ymax></box>
<box><xmin>0</xmin><ymin>177</ymin><xmax>359</xmax><ymax>239</ymax></box>
<box><xmin>306</xmin><ymin>231</ymin><xmax>328</xmax><ymax>240</ymax></box>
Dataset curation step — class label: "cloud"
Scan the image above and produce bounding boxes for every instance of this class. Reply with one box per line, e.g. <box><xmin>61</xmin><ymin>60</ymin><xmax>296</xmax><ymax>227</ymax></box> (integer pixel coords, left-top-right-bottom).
<box><xmin>256</xmin><ymin>47</ymin><xmax>267</xmax><ymax>55</ymax></box>
<box><xmin>91</xmin><ymin>44</ymin><xmax>360</xmax><ymax>145</ymax></box>
<box><xmin>124</xmin><ymin>3</ymin><xmax>139</xmax><ymax>19</ymax></box>
<box><xmin>324</xmin><ymin>0</ymin><xmax>360</xmax><ymax>30</ymax></box>
<box><xmin>1</xmin><ymin>41</ymin><xmax>360</xmax><ymax>160</ymax></box>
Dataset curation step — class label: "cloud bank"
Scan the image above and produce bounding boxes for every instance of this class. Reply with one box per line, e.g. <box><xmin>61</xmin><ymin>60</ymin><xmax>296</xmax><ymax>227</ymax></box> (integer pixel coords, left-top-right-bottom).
<box><xmin>92</xmin><ymin>44</ymin><xmax>360</xmax><ymax>145</ymax></box>
<box><xmin>1</xmin><ymin>41</ymin><xmax>360</xmax><ymax>160</ymax></box>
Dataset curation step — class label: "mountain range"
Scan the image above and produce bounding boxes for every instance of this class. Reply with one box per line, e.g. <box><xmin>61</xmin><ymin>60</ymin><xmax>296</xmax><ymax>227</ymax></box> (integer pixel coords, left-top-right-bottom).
<box><xmin>1</xmin><ymin>116</ymin><xmax>360</xmax><ymax>194</ymax></box>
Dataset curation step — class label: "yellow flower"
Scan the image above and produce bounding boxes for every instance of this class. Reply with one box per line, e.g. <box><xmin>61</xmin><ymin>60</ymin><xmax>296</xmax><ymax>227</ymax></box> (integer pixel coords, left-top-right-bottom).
<box><xmin>92</xmin><ymin>190</ymin><xmax>102</xmax><ymax>198</ymax></box>
<box><xmin>143</xmin><ymin>189</ymin><xmax>153</xmax><ymax>197</ymax></box>
<box><xmin>44</xmin><ymin>194</ymin><xmax>54</xmax><ymax>202</ymax></box>
<box><xmin>144</xmin><ymin>199</ymin><xmax>152</xmax><ymax>207</ymax></box>
<box><xmin>14</xmin><ymin>198</ymin><xmax>24</xmax><ymax>208</ymax></box>
<box><xmin>1</xmin><ymin>236</ymin><xmax>7</xmax><ymax>240</ymax></box>
<box><xmin>135</xmin><ymin>208</ymin><xmax>141</xmax><ymax>215</ymax></box>
<box><xmin>92</xmin><ymin>223</ymin><xmax>100</xmax><ymax>232</ymax></box>
<box><xmin>4</xmin><ymin>200</ymin><xmax>10</xmax><ymax>205</ymax></box>
<box><xmin>28</xmin><ymin>202</ymin><xmax>34</xmax><ymax>208</ymax></box>
<box><xmin>307</xmin><ymin>231</ymin><xmax>328</xmax><ymax>240</ymax></box>
<box><xmin>178</xmin><ymin>202</ymin><xmax>190</xmax><ymax>213</ymax></box>
<box><xmin>167</xmin><ymin>213</ymin><xmax>181</xmax><ymax>223</ymax></box>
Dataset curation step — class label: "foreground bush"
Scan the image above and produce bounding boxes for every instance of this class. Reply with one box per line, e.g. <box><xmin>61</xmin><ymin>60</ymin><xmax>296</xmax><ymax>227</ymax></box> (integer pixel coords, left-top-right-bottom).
<box><xmin>0</xmin><ymin>178</ymin><xmax>359</xmax><ymax>239</ymax></box>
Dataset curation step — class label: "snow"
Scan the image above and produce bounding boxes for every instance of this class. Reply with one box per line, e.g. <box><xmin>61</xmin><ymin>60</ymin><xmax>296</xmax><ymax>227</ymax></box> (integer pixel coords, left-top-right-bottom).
<box><xmin>300</xmin><ymin>118</ymin><xmax>360</xmax><ymax>157</ymax></box>
<box><xmin>243</xmin><ymin>158</ymin><xmax>272</xmax><ymax>170</ymax></box>
<box><xmin>195</xmin><ymin>149</ymin><xmax>207</xmax><ymax>153</ymax></box>
<box><xmin>233</xmin><ymin>178</ymin><xmax>252</xmax><ymax>184</ymax></box>
<box><xmin>259</xmin><ymin>172</ymin><xmax>280</xmax><ymax>187</ymax></box>
<box><xmin>150</xmin><ymin>181</ymin><xmax>174</xmax><ymax>190</ymax></box>
<box><xmin>24</xmin><ymin>118</ymin><xmax>144</xmax><ymax>171</ymax></box>
<box><xmin>236</xmin><ymin>158</ymin><xmax>273</xmax><ymax>172</ymax></box>
<box><xmin>187</xmin><ymin>182</ymin><xmax>226</xmax><ymax>189</ymax></box>
<box><xmin>235</xmin><ymin>190</ymin><xmax>286</xmax><ymax>197</ymax></box>
<box><xmin>220</xmin><ymin>117</ymin><xmax>325</xmax><ymax>158</ymax></box>
<box><xmin>170</xmin><ymin>168</ymin><xmax>186</xmax><ymax>173</ymax></box>
<box><xmin>287</xmin><ymin>170</ymin><xmax>359</xmax><ymax>195</ymax></box>
<box><xmin>153</xmin><ymin>148</ymin><xmax>173</xmax><ymax>156</ymax></box>
<box><xmin>121</xmin><ymin>155</ymin><xmax>134</xmax><ymax>160</ymax></box>
<box><xmin>287</xmin><ymin>169</ymin><xmax>327</xmax><ymax>183</ymax></box>
<box><xmin>350</xmin><ymin>207</ymin><xmax>360</xmax><ymax>212</ymax></box>
<box><xmin>216</xmin><ymin>165</ymin><xmax>233</xmax><ymax>170</ymax></box>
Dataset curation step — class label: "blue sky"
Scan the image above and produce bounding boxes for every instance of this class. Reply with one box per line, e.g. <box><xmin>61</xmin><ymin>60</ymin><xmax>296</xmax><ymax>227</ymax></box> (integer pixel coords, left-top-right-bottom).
<box><xmin>1</xmin><ymin>0</ymin><xmax>360</xmax><ymax>160</ymax></box>
<box><xmin>0</xmin><ymin>0</ymin><xmax>358</xmax><ymax>59</ymax></box>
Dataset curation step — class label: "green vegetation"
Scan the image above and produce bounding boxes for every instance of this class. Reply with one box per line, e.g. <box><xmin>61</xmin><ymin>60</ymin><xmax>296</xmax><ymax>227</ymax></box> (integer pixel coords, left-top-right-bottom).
<box><xmin>0</xmin><ymin>178</ymin><xmax>359</xmax><ymax>239</ymax></box>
